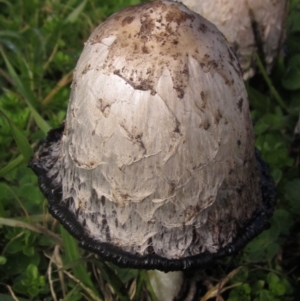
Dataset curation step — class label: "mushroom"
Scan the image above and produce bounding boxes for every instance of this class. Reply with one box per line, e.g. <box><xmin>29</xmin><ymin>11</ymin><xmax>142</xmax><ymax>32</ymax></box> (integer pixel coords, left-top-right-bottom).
<box><xmin>177</xmin><ymin>0</ymin><xmax>288</xmax><ymax>79</ymax></box>
<box><xmin>29</xmin><ymin>0</ymin><xmax>275</xmax><ymax>299</ymax></box>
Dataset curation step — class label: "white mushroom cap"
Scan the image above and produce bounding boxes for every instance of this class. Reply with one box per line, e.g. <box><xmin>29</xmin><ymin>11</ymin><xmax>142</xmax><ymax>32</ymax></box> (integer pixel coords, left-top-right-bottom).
<box><xmin>30</xmin><ymin>0</ymin><xmax>275</xmax><ymax>271</ymax></box>
<box><xmin>178</xmin><ymin>0</ymin><xmax>288</xmax><ymax>79</ymax></box>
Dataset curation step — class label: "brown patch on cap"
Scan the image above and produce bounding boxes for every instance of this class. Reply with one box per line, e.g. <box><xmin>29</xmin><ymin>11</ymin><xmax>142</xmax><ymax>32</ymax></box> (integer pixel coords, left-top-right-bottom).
<box><xmin>198</xmin><ymin>23</ymin><xmax>208</xmax><ymax>33</ymax></box>
<box><xmin>165</xmin><ymin>4</ymin><xmax>195</xmax><ymax>25</ymax></box>
<box><xmin>237</xmin><ymin>98</ymin><xmax>244</xmax><ymax>112</ymax></box>
<box><xmin>122</xmin><ymin>16</ymin><xmax>135</xmax><ymax>26</ymax></box>
<box><xmin>200</xmin><ymin>54</ymin><xmax>219</xmax><ymax>73</ymax></box>
<box><xmin>214</xmin><ymin>109</ymin><xmax>222</xmax><ymax>125</ymax></box>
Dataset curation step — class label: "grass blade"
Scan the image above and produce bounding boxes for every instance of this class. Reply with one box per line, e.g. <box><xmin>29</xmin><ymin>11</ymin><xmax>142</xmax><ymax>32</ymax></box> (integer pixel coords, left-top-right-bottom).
<box><xmin>133</xmin><ymin>271</ymin><xmax>145</xmax><ymax>301</ymax></box>
<box><xmin>142</xmin><ymin>271</ymin><xmax>158</xmax><ymax>301</ymax></box>
<box><xmin>0</xmin><ymin>48</ymin><xmax>51</xmax><ymax>134</ymax></box>
<box><xmin>0</xmin><ymin>48</ymin><xmax>35</xmax><ymax>104</ymax></box>
<box><xmin>0</xmin><ymin>293</ymin><xmax>29</xmax><ymax>301</ymax></box>
<box><xmin>255</xmin><ymin>53</ymin><xmax>288</xmax><ymax>112</ymax></box>
<box><xmin>42</xmin><ymin>70</ymin><xmax>73</xmax><ymax>105</ymax></box>
<box><xmin>61</xmin><ymin>284</ymin><xmax>81</xmax><ymax>301</ymax></box>
<box><xmin>0</xmin><ymin>109</ymin><xmax>33</xmax><ymax>161</ymax></box>
<box><xmin>64</xmin><ymin>0</ymin><xmax>87</xmax><ymax>24</ymax></box>
<box><xmin>0</xmin><ymin>217</ymin><xmax>62</xmax><ymax>245</ymax></box>
<box><xmin>0</xmin><ymin>30</ymin><xmax>22</xmax><ymax>39</ymax></box>
<box><xmin>0</xmin><ymin>155</ymin><xmax>24</xmax><ymax>177</ymax></box>
<box><xmin>90</xmin><ymin>259</ymin><xmax>131</xmax><ymax>301</ymax></box>
<box><xmin>60</xmin><ymin>226</ymin><xmax>100</xmax><ymax>297</ymax></box>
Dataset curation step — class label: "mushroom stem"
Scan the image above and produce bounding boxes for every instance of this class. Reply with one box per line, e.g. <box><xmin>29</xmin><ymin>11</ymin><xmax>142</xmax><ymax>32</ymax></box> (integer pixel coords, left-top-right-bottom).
<box><xmin>147</xmin><ymin>270</ymin><xmax>184</xmax><ymax>301</ymax></box>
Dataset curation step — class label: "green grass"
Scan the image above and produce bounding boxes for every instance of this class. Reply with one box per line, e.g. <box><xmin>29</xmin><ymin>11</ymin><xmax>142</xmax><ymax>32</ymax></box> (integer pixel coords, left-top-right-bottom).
<box><xmin>0</xmin><ymin>0</ymin><xmax>300</xmax><ymax>300</ymax></box>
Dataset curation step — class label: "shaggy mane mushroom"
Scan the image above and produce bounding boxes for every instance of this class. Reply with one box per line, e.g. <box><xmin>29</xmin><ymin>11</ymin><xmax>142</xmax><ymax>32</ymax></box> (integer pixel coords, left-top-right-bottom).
<box><xmin>29</xmin><ymin>0</ymin><xmax>275</xmax><ymax>273</ymax></box>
